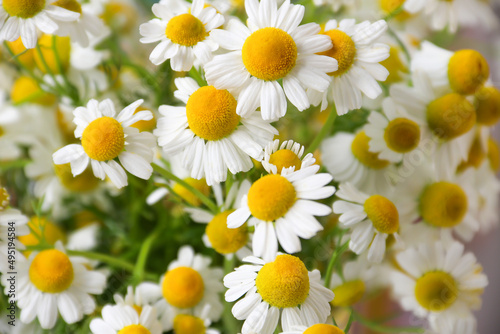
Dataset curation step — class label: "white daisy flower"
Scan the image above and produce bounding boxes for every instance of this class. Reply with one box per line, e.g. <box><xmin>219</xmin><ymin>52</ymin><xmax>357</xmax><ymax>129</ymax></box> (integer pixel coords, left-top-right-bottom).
<box><xmin>0</xmin><ymin>0</ymin><xmax>80</xmax><ymax>49</ymax></box>
<box><xmin>224</xmin><ymin>254</ymin><xmax>334</xmax><ymax>334</ymax></box>
<box><xmin>139</xmin><ymin>0</ymin><xmax>224</xmax><ymax>70</ymax></box>
<box><xmin>154</xmin><ymin>77</ymin><xmax>277</xmax><ymax>186</ymax></box>
<box><xmin>205</xmin><ymin>0</ymin><xmax>337</xmax><ymax>120</ymax></box>
<box><xmin>391</xmin><ymin>241</ymin><xmax>487</xmax><ymax>334</ymax></box>
<box><xmin>90</xmin><ymin>304</ymin><xmax>162</xmax><ymax>334</ymax></box>
<box><xmin>113</xmin><ymin>283</ymin><xmax>163</xmax><ymax>312</ymax></box>
<box><xmin>261</xmin><ymin>139</ymin><xmax>316</xmax><ymax>175</ymax></box>
<box><xmin>169</xmin><ymin>304</ymin><xmax>221</xmax><ymax>334</ymax></box>
<box><xmin>52</xmin><ymin>99</ymin><xmax>157</xmax><ymax>189</ymax></box>
<box><xmin>3</xmin><ymin>242</ymin><xmax>106</xmax><ymax>329</ymax></box>
<box><xmin>333</xmin><ymin>183</ymin><xmax>401</xmax><ymax>263</ymax></box>
<box><xmin>227</xmin><ymin>165</ymin><xmax>335</xmax><ymax>261</ymax></box>
<box><xmin>155</xmin><ymin>246</ymin><xmax>224</xmax><ymax>330</ymax></box>
<box><xmin>281</xmin><ymin>323</ymin><xmax>345</xmax><ymax>334</ymax></box>
<box><xmin>307</xmin><ymin>19</ymin><xmax>389</xmax><ymax>116</ymax></box>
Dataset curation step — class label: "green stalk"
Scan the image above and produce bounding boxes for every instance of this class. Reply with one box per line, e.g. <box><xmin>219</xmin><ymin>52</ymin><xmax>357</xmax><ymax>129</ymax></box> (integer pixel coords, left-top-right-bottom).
<box><xmin>223</xmin><ymin>256</ymin><xmax>240</xmax><ymax>334</ymax></box>
<box><xmin>132</xmin><ymin>227</ymin><xmax>161</xmax><ymax>282</ymax></box>
<box><xmin>353</xmin><ymin>311</ymin><xmax>425</xmax><ymax>333</ymax></box>
<box><xmin>306</xmin><ymin>104</ymin><xmax>337</xmax><ymax>155</ymax></box>
<box><xmin>344</xmin><ymin>309</ymin><xmax>355</xmax><ymax>333</ymax></box>
<box><xmin>324</xmin><ymin>240</ymin><xmax>350</xmax><ymax>288</ymax></box>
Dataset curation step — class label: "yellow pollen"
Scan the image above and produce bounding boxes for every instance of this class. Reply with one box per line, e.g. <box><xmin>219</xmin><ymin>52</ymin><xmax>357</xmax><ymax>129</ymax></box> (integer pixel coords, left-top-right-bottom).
<box><xmin>173</xmin><ymin>314</ymin><xmax>206</xmax><ymax>334</ymax></box>
<box><xmin>304</xmin><ymin>324</ymin><xmax>345</xmax><ymax>334</ymax></box>
<box><xmin>474</xmin><ymin>86</ymin><xmax>500</xmax><ymax>126</ymax></box>
<box><xmin>331</xmin><ymin>279</ymin><xmax>366</xmax><ymax>307</ymax></box>
<box><xmin>52</xmin><ymin>0</ymin><xmax>82</xmax><ymax>13</ymax></box>
<box><xmin>166</xmin><ymin>13</ymin><xmax>206</xmax><ymax>46</ymax></box>
<box><xmin>384</xmin><ymin>118</ymin><xmax>420</xmax><ymax>153</ymax></box>
<box><xmin>247</xmin><ymin>174</ymin><xmax>296</xmax><ymax>221</ymax></box>
<box><xmin>186</xmin><ymin>86</ymin><xmax>240</xmax><ymax>141</ymax></box>
<box><xmin>54</xmin><ymin>163</ymin><xmax>100</xmax><ymax>192</ymax></box>
<box><xmin>319</xmin><ymin>29</ymin><xmax>356</xmax><ymax>77</ymax></box>
<box><xmin>117</xmin><ymin>324</ymin><xmax>151</xmax><ymax>334</ymax></box>
<box><xmin>2</xmin><ymin>0</ymin><xmax>45</xmax><ymax>18</ymax></box>
<box><xmin>488</xmin><ymin>138</ymin><xmax>500</xmax><ymax>172</ymax></box>
<box><xmin>415</xmin><ymin>271</ymin><xmax>458</xmax><ymax>312</ymax></box>
<box><xmin>269</xmin><ymin>149</ymin><xmax>302</xmax><ymax>174</ymax></box>
<box><xmin>206</xmin><ymin>210</ymin><xmax>248</xmax><ymax>254</ymax></box>
<box><xmin>457</xmin><ymin>135</ymin><xmax>485</xmax><ymax>171</ymax></box>
<box><xmin>130</xmin><ymin>107</ymin><xmax>156</xmax><ymax>132</ymax></box>
<box><xmin>0</xmin><ymin>187</ymin><xmax>10</xmax><ymax>211</ymax></box>
<box><xmin>29</xmin><ymin>249</ymin><xmax>74</xmax><ymax>293</ymax></box>
<box><xmin>351</xmin><ymin>131</ymin><xmax>390</xmax><ymax>169</ymax></box>
<box><xmin>162</xmin><ymin>266</ymin><xmax>204</xmax><ymax>308</ymax></box>
<box><xmin>19</xmin><ymin>217</ymin><xmax>66</xmax><ymax>252</ymax></box>
<box><xmin>379</xmin><ymin>0</ymin><xmax>412</xmax><ymax>21</ymax></box>
<box><xmin>381</xmin><ymin>46</ymin><xmax>408</xmax><ymax>83</ymax></box>
<box><xmin>172</xmin><ymin>178</ymin><xmax>210</xmax><ymax>207</ymax></box>
<box><xmin>242</xmin><ymin>27</ymin><xmax>297</xmax><ymax>81</ymax></box>
<box><xmin>11</xmin><ymin>76</ymin><xmax>56</xmax><ymax>106</ymax></box>
<box><xmin>426</xmin><ymin>93</ymin><xmax>476</xmax><ymax>141</ymax></box>
<box><xmin>364</xmin><ymin>195</ymin><xmax>399</xmax><ymax>234</ymax></box>
<box><xmin>34</xmin><ymin>35</ymin><xmax>71</xmax><ymax>74</ymax></box>
<box><xmin>6</xmin><ymin>38</ymin><xmax>36</xmax><ymax>69</ymax></box>
<box><xmin>419</xmin><ymin>182</ymin><xmax>467</xmax><ymax>228</ymax></box>
<box><xmin>81</xmin><ymin>117</ymin><xmax>125</xmax><ymax>161</ymax></box>
<box><xmin>448</xmin><ymin>50</ymin><xmax>489</xmax><ymax>95</ymax></box>
<box><xmin>255</xmin><ymin>254</ymin><xmax>310</xmax><ymax>308</ymax></box>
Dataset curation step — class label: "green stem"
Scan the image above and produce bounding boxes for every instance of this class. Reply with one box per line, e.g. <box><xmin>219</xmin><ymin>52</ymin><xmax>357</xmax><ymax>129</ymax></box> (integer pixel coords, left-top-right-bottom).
<box><xmin>152</xmin><ymin>163</ymin><xmax>218</xmax><ymax>213</ymax></box>
<box><xmin>386</xmin><ymin>25</ymin><xmax>411</xmax><ymax>64</ymax></box>
<box><xmin>383</xmin><ymin>4</ymin><xmax>405</xmax><ymax>22</ymax></box>
<box><xmin>223</xmin><ymin>256</ymin><xmax>240</xmax><ymax>334</ymax></box>
<box><xmin>306</xmin><ymin>104</ymin><xmax>337</xmax><ymax>155</ymax></box>
<box><xmin>51</xmin><ymin>35</ymin><xmax>80</xmax><ymax>105</ymax></box>
<box><xmin>353</xmin><ymin>311</ymin><xmax>425</xmax><ymax>333</ymax></box>
<box><xmin>132</xmin><ymin>227</ymin><xmax>161</xmax><ymax>282</ymax></box>
<box><xmin>3</xmin><ymin>42</ymin><xmax>45</xmax><ymax>86</ymax></box>
<box><xmin>324</xmin><ymin>240</ymin><xmax>350</xmax><ymax>288</ymax></box>
<box><xmin>344</xmin><ymin>309</ymin><xmax>354</xmax><ymax>333</ymax></box>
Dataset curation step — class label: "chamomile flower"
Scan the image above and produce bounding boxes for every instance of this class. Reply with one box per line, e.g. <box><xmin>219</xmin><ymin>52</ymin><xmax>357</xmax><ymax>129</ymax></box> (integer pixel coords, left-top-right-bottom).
<box><xmin>0</xmin><ymin>0</ymin><xmax>80</xmax><ymax>49</ymax></box>
<box><xmin>139</xmin><ymin>0</ymin><xmax>224</xmax><ymax>70</ymax></box>
<box><xmin>205</xmin><ymin>0</ymin><xmax>337</xmax><ymax>120</ymax></box>
<box><xmin>391</xmin><ymin>241</ymin><xmax>487</xmax><ymax>334</ymax></box>
<box><xmin>329</xmin><ymin>258</ymin><xmax>375</xmax><ymax>307</ymax></box>
<box><xmin>262</xmin><ymin>139</ymin><xmax>316</xmax><ymax>175</ymax></box>
<box><xmin>155</xmin><ymin>246</ymin><xmax>224</xmax><ymax>330</ymax></box>
<box><xmin>227</xmin><ymin>165</ymin><xmax>335</xmax><ymax>261</ymax></box>
<box><xmin>90</xmin><ymin>304</ymin><xmax>162</xmax><ymax>334</ymax></box>
<box><xmin>4</xmin><ymin>242</ymin><xmax>106</xmax><ymax>329</ymax></box>
<box><xmin>113</xmin><ymin>284</ymin><xmax>163</xmax><ymax>314</ymax></box>
<box><xmin>307</xmin><ymin>19</ymin><xmax>389</xmax><ymax>115</ymax></box>
<box><xmin>171</xmin><ymin>305</ymin><xmax>221</xmax><ymax>334</ymax></box>
<box><xmin>225</xmin><ymin>254</ymin><xmax>334</xmax><ymax>334</ymax></box>
<box><xmin>155</xmin><ymin>77</ymin><xmax>277</xmax><ymax>186</ymax></box>
<box><xmin>281</xmin><ymin>324</ymin><xmax>345</xmax><ymax>334</ymax></box>
<box><xmin>53</xmin><ymin>99</ymin><xmax>156</xmax><ymax>189</ymax></box>
<box><xmin>333</xmin><ymin>183</ymin><xmax>401</xmax><ymax>263</ymax></box>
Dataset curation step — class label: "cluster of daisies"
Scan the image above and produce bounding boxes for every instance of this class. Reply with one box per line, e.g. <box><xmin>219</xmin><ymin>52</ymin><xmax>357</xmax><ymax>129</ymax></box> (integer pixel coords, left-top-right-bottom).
<box><xmin>0</xmin><ymin>0</ymin><xmax>498</xmax><ymax>333</ymax></box>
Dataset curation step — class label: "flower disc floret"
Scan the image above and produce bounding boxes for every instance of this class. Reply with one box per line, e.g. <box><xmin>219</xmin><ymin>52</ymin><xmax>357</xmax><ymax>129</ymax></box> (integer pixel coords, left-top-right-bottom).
<box><xmin>173</xmin><ymin>314</ymin><xmax>206</xmax><ymax>334</ymax></box>
<box><xmin>364</xmin><ymin>195</ymin><xmax>399</xmax><ymax>234</ymax></box>
<box><xmin>166</xmin><ymin>13</ymin><xmax>206</xmax><ymax>47</ymax></box>
<box><xmin>351</xmin><ymin>131</ymin><xmax>390</xmax><ymax>169</ymax></box>
<box><xmin>448</xmin><ymin>50</ymin><xmax>489</xmax><ymax>95</ymax></box>
<box><xmin>319</xmin><ymin>29</ymin><xmax>356</xmax><ymax>77</ymax></box>
<box><xmin>81</xmin><ymin>117</ymin><xmax>125</xmax><ymax>161</ymax></box>
<box><xmin>475</xmin><ymin>86</ymin><xmax>500</xmax><ymax>126</ymax></box>
<box><xmin>242</xmin><ymin>27</ymin><xmax>298</xmax><ymax>81</ymax></box>
<box><xmin>29</xmin><ymin>249</ymin><xmax>74</xmax><ymax>293</ymax></box>
<box><xmin>269</xmin><ymin>149</ymin><xmax>302</xmax><ymax>174</ymax></box>
<box><xmin>415</xmin><ymin>271</ymin><xmax>458</xmax><ymax>312</ymax></box>
<box><xmin>331</xmin><ymin>279</ymin><xmax>365</xmax><ymax>307</ymax></box>
<box><xmin>162</xmin><ymin>266</ymin><xmax>204</xmax><ymax>308</ymax></box>
<box><xmin>54</xmin><ymin>163</ymin><xmax>99</xmax><ymax>192</ymax></box>
<box><xmin>206</xmin><ymin>210</ymin><xmax>248</xmax><ymax>254</ymax></box>
<box><xmin>118</xmin><ymin>324</ymin><xmax>152</xmax><ymax>334</ymax></box>
<box><xmin>52</xmin><ymin>0</ymin><xmax>82</xmax><ymax>13</ymax></box>
<box><xmin>255</xmin><ymin>254</ymin><xmax>310</xmax><ymax>308</ymax></box>
<box><xmin>419</xmin><ymin>182</ymin><xmax>468</xmax><ymax>228</ymax></box>
<box><xmin>247</xmin><ymin>174</ymin><xmax>297</xmax><ymax>221</ymax></box>
<box><xmin>304</xmin><ymin>324</ymin><xmax>345</xmax><ymax>334</ymax></box>
<box><xmin>384</xmin><ymin>118</ymin><xmax>420</xmax><ymax>153</ymax></box>
<box><xmin>2</xmin><ymin>0</ymin><xmax>45</xmax><ymax>18</ymax></box>
<box><xmin>426</xmin><ymin>93</ymin><xmax>476</xmax><ymax>140</ymax></box>
<box><xmin>186</xmin><ymin>86</ymin><xmax>240</xmax><ymax>141</ymax></box>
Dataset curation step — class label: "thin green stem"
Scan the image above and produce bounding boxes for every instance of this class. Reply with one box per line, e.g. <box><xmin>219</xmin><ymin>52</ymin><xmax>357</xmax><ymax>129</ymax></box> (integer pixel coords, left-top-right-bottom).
<box><xmin>344</xmin><ymin>309</ymin><xmax>355</xmax><ymax>333</ymax></box>
<box><xmin>306</xmin><ymin>104</ymin><xmax>337</xmax><ymax>155</ymax></box>
<box><xmin>3</xmin><ymin>42</ymin><xmax>44</xmax><ymax>86</ymax></box>
<box><xmin>51</xmin><ymin>35</ymin><xmax>80</xmax><ymax>105</ymax></box>
<box><xmin>383</xmin><ymin>4</ymin><xmax>405</xmax><ymax>22</ymax></box>
<box><xmin>132</xmin><ymin>226</ymin><xmax>161</xmax><ymax>282</ymax></box>
<box><xmin>324</xmin><ymin>240</ymin><xmax>350</xmax><ymax>288</ymax></box>
<box><xmin>387</xmin><ymin>26</ymin><xmax>411</xmax><ymax>64</ymax></box>
<box><xmin>223</xmin><ymin>256</ymin><xmax>240</xmax><ymax>334</ymax></box>
<box><xmin>353</xmin><ymin>311</ymin><xmax>425</xmax><ymax>333</ymax></box>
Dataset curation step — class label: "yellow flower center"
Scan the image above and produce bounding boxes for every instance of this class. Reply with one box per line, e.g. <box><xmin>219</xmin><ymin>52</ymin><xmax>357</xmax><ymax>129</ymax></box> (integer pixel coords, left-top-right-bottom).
<box><xmin>415</xmin><ymin>271</ymin><xmax>458</xmax><ymax>312</ymax></box>
<box><xmin>206</xmin><ymin>210</ymin><xmax>248</xmax><ymax>254</ymax></box>
<box><xmin>29</xmin><ymin>249</ymin><xmax>74</xmax><ymax>293</ymax></box>
<box><xmin>304</xmin><ymin>324</ymin><xmax>345</xmax><ymax>334</ymax></box>
<box><xmin>130</xmin><ymin>107</ymin><xmax>156</xmax><ymax>132</ymax></box>
<box><xmin>475</xmin><ymin>86</ymin><xmax>500</xmax><ymax>126</ymax></box>
<box><xmin>331</xmin><ymin>279</ymin><xmax>365</xmax><ymax>307</ymax></box>
<box><xmin>242</xmin><ymin>27</ymin><xmax>298</xmax><ymax>81</ymax></box>
<box><xmin>52</xmin><ymin>0</ymin><xmax>82</xmax><ymax>13</ymax></box>
<box><xmin>162</xmin><ymin>266</ymin><xmax>204</xmax><ymax>308</ymax></box>
<box><xmin>319</xmin><ymin>29</ymin><xmax>356</xmax><ymax>77</ymax></box>
<box><xmin>2</xmin><ymin>0</ymin><xmax>45</xmax><ymax>18</ymax></box>
<box><xmin>255</xmin><ymin>254</ymin><xmax>310</xmax><ymax>308</ymax></box>
<box><xmin>364</xmin><ymin>195</ymin><xmax>399</xmax><ymax>234</ymax></box>
<box><xmin>488</xmin><ymin>138</ymin><xmax>500</xmax><ymax>172</ymax></box>
<box><xmin>6</xmin><ymin>38</ymin><xmax>36</xmax><ymax>69</ymax></box>
<box><xmin>269</xmin><ymin>149</ymin><xmax>302</xmax><ymax>174</ymax></box>
<box><xmin>10</xmin><ymin>76</ymin><xmax>56</xmax><ymax>106</ymax></box>
<box><xmin>81</xmin><ymin>117</ymin><xmax>125</xmax><ymax>161</ymax></box>
<box><xmin>0</xmin><ymin>187</ymin><xmax>10</xmax><ymax>211</ymax></box>
<box><xmin>172</xmin><ymin>178</ymin><xmax>210</xmax><ymax>207</ymax></box>
<box><xmin>380</xmin><ymin>46</ymin><xmax>408</xmax><ymax>83</ymax></box>
<box><xmin>384</xmin><ymin>118</ymin><xmax>420</xmax><ymax>153</ymax></box>
<box><xmin>165</xmin><ymin>13</ymin><xmax>206</xmax><ymax>46</ymax></box>
<box><xmin>426</xmin><ymin>93</ymin><xmax>476</xmax><ymax>141</ymax></box>
<box><xmin>379</xmin><ymin>0</ymin><xmax>412</xmax><ymax>21</ymax></box>
<box><xmin>351</xmin><ymin>131</ymin><xmax>390</xmax><ymax>169</ymax></box>
<box><xmin>54</xmin><ymin>163</ymin><xmax>100</xmax><ymax>192</ymax></box>
<box><xmin>457</xmin><ymin>135</ymin><xmax>485</xmax><ymax>171</ymax></box>
<box><xmin>448</xmin><ymin>50</ymin><xmax>489</xmax><ymax>95</ymax></box>
<box><xmin>173</xmin><ymin>314</ymin><xmax>206</xmax><ymax>334</ymax></box>
<box><xmin>419</xmin><ymin>182</ymin><xmax>467</xmax><ymax>228</ymax></box>
<box><xmin>19</xmin><ymin>217</ymin><xmax>66</xmax><ymax>250</ymax></box>
<box><xmin>34</xmin><ymin>35</ymin><xmax>71</xmax><ymax>75</ymax></box>
<box><xmin>132</xmin><ymin>305</ymin><xmax>143</xmax><ymax>315</ymax></box>
<box><xmin>186</xmin><ymin>86</ymin><xmax>240</xmax><ymax>141</ymax></box>
<box><xmin>118</xmin><ymin>324</ymin><xmax>151</xmax><ymax>334</ymax></box>
<box><xmin>247</xmin><ymin>174</ymin><xmax>296</xmax><ymax>221</ymax></box>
